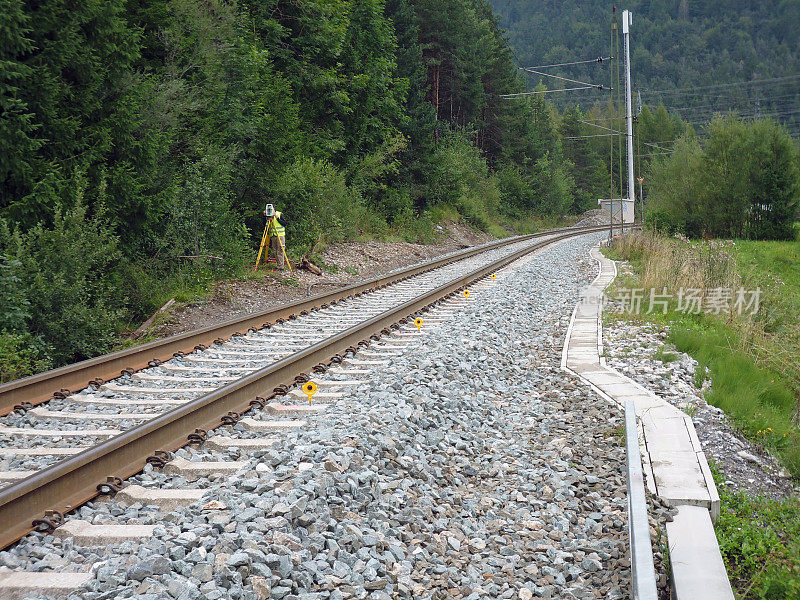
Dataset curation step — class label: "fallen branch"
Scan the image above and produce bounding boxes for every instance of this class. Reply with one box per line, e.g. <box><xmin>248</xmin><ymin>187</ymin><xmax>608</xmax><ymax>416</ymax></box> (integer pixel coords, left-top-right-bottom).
<box><xmin>300</xmin><ymin>255</ymin><xmax>323</xmax><ymax>276</ymax></box>
<box><xmin>165</xmin><ymin>254</ymin><xmax>225</xmax><ymax>261</ymax></box>
<box><xmin>130</xmin><ymin>298</ymin><xmax>175</xmax><ymax>339</ymax></box>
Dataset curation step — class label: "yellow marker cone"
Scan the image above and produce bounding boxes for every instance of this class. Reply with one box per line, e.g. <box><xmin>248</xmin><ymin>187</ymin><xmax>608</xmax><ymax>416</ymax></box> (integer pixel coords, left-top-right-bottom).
<box><xmin>491</xmin><ymin>273</ymin><xmax>496</xmax><ymax>282</ymax></box>
<box><xmin>463</xmin><ymin>290</ymin><xmax>470</xmax><ymax>299</ymax></box>
<box><xmin>414</xmin><ymin>317</ymin><xmax>424</xmax><ymax>332</ymax></box>
<box><xmin>302</xmin><ymin>381</ymin><xmax>318</xmax><ymax>403</ymax></box>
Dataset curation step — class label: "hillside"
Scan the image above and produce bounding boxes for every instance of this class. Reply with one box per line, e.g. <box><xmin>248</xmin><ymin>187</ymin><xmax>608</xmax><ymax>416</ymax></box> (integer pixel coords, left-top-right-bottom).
<box><xmin>0</xmin><ymin>0</ymin><xmax>578</xmax><ymax>376</ymax></box>
<box><xmin>488</xmin><ymin>0</ymin><xmax>800</xmax><ymax>135</ymax></box>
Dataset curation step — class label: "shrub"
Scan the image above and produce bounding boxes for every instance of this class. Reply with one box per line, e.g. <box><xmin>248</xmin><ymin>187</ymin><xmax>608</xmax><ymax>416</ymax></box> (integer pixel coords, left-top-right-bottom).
<box><xmin>0</xmin><ymin>254</ymin><xmax>29</xmax><ymax>331</ymax></box>
<box><xmin>0</xmin><ymin>330</ymin><xmax>52</xmax><ymax>383</ymax></box>
<box><xmin>4</xmin><ymin>201</ymin><xmax>126</xmax><ymax>365</ymax></box>
<box><xmin>272</xmin><ymin>157</ymin><xmax>373</xmax><ymax>253</ymax></box>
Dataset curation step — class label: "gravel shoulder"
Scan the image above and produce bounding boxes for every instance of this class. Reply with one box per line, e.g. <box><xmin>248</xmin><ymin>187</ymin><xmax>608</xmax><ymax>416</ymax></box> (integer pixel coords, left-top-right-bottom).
<box><xmin>151</xmin><ymin>223</ymin><xmax>494</xmax><ymax>337</ymax></box>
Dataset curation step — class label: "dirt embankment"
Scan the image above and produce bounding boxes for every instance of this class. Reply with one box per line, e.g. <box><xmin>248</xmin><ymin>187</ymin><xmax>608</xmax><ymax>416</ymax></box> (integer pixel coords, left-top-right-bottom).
<box><xmin>149</xmin><ymin>222</ymin><xmax>494</xmax><ymax>337</ymax></box>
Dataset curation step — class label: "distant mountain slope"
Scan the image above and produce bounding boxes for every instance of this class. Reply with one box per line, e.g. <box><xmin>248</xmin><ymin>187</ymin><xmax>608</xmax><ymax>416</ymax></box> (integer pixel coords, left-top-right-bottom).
<box><xmin>488</xmin><ymin>0</ymin><xmax>800</xmax><ymax>134</ymax></box>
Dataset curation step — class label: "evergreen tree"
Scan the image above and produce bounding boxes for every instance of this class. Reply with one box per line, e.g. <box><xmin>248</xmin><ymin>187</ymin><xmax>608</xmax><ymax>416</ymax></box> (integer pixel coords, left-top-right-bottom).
<box><xmin>561</xmin><ymin>106</ymin><xmax>607</xmax><ymax>213</ymax></box>
<box><xmin>0</xmin><ymin>0</ymin><xmax>144</xmax><ymax>231</ymax></box>
<box><xmin>0</xmin><ymin>1</ymin><xmax>40</xmax><ymax>204</ymax></box>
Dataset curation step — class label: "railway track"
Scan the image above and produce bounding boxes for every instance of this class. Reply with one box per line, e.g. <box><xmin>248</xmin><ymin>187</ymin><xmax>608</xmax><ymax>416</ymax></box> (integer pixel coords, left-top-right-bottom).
<box><xmin>0</xmin><ymin>224</ymin><xmax>626</xmax><ymax>581</ymax></box>
<box><xmin>0</xmin><ymin>225</ymin><xmax>608</xmax><ymax>417</ymax></box>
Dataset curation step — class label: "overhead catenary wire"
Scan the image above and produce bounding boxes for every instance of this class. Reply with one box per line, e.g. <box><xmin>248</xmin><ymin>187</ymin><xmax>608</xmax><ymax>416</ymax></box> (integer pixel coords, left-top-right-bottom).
<box><xmin>519</xmin><ymin>67</ymin><xmax>611</xmax><ymax>90</ymax></box>
<box><xmin>655</xmin><ymin>92</ymin><xmax>800</xmax><ymax>113</ymax></box>
<box><xmin>578</xmin><ymin>119</ymin><xmax>671</xmax><ymax>152</ymax></box>
<box><xmin>500</xmin><ymin>86</ymin><xmax>598</xmax><ymax>98</ymax></box>
<box><xmin>542</xmin><ymin>73</ymin><xmax>800</xmax><ymax>112</ymax></box>
<box><xmin>565</xmin><ymin>133</ymin><xmax>618</xmax><ymax>139</ymax></box>
<box><xmin>521</xmin><ymin>56</ymin><xmax>614</xmax><ymax>70</ymax></box>
<box><xmin>642</xmin><ymin>74</ymin><xmax>800</xmax><ymax>96</ymax></box>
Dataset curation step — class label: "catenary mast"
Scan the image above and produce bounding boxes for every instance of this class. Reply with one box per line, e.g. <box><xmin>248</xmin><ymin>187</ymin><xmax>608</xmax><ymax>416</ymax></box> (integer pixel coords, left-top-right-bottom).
<box><xmin>623</xmin><ymin>10</ymin><xmax>635</xmax><ymax>211</ymax></box>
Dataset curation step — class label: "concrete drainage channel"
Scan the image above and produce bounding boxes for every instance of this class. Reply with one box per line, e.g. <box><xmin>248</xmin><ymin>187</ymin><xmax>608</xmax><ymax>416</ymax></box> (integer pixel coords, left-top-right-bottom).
<box><xmin>562</xmin><ymin>247</ymin><xmax>735</xmax><ymax>599</ymax></box>
<box><xmin>0</xmin><ymin>225</ymin><xmax>643</xmax><ymax>599</ymax></box>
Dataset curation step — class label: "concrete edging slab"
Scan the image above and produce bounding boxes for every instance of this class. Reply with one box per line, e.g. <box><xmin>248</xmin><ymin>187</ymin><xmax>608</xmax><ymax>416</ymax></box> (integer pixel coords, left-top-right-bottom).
<box><xmin>561</xmin><ymin>244</ymin><xmax>734</xmax><ymax>600</ymax></box>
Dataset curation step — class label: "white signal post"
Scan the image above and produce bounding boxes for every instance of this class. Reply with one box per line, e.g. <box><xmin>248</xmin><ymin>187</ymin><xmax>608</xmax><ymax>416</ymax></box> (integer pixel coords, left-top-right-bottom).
<box><xmin>623</xmin><ymin>10</ymin><xmax>635</xmax><ymax>219</ymax></box>
<box><xmin>637</xmin><ymin>176</ymin><xmax>644</xmax><ymax>219</ymax></box>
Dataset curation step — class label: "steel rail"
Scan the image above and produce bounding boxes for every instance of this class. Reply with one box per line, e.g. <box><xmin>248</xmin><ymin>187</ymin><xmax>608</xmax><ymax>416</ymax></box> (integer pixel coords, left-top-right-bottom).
<box><xmin>0</xmin><ymin>225</ymin><xmax>618</xmax><ymax>550</ymax></box>
<box><xmin>0</xmin><ymin>224</ymin><xmax>606</xmax><ymax>416</ymax></box>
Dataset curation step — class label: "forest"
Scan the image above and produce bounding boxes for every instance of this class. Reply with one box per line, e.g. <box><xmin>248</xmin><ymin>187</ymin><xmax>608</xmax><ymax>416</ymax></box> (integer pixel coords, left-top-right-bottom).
<box><xmin>489</xmin><ymin>0</ymin><xmax>800</xmax><ymax>136</ymax></box>
<box><xmin>1</xmin><ymin>0</ymin><xmax>799</xmax><ymax>381</ymax></box>
<box><xmin>490</xmin><ymin>0</ymin><xmax>800</xmax><ymax>240</ymax></box>
<box><xmin>0</xmin><ymin>0</ymin><xmax>584</xmax><ymax>379</ymax></box>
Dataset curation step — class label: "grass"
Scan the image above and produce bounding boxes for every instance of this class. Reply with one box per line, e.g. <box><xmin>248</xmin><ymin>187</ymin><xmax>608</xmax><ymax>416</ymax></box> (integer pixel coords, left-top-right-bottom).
<box><xmin>710</xmin><ymin>462</ymin><xmax>800</xmax><ymax>599</ymax></box>
<box><xmin>653</xmin><ymin>345</ymin><xmax>680</xmax><ymax>363</ymax></box>
<box><xmin>604</xmin><ymin>230</ymin><xmax>800</xmax><ymax>599</ymax></box>
<box><xmin>610</xmin><ymin>423</ymin><xmax>626</xmax><ymax>446</ymax></box>
<box><xmin>668</xmin><ymin>319</ymin><xmax>800</xmax><ymax>474</ymax></box>
<box><xmin>604</xmin><ymin>231</ymin><xmax>800</xmax><ymax>477</ymax></box>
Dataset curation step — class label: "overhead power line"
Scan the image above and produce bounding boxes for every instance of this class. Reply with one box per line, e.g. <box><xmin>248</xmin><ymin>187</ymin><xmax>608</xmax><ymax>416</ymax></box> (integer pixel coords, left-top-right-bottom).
<box><xmin>522</xmin><ymin>57</ymin><xmax>614</xmax><ymax>70</ymax></box>
<box><xmin>500</xmin><ymin>86</ymin><xmax>598</xmax><ymax>98</ymax></box>
<box><xmin>519</xmin><ymin>67</ymin><xmax>611</xmax><ymax>91</ymax></box>
<box><xmin>578</xmin><ymin>119</ymin><xmax>673</xmax><ymax>152</ymax></box>
<box><xmin>643</xmin><ymin>74</ymin><xmax>800</xmax><ymax>96</ymax></box>
<box><xmin>540</xmin><ymin>74</ymin><xmax>800</xmax><ymax>108</ymax></box>
<box><xmin>564</xmin><ymin>133</ymin><xmax>618</xmax><ymax>139</ymax></box>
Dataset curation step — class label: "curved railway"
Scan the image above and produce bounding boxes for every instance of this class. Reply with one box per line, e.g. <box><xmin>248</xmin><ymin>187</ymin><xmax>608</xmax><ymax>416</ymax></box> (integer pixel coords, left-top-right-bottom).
<box><xmin>0</xmin><ymin>224</ymin><xmax>625</xmax><ymax>553</ymax></box>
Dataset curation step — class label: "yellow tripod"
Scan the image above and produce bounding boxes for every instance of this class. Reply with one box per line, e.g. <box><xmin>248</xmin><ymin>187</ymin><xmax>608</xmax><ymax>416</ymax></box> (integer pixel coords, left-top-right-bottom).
<box><xmin>254</xmin><ymin>218</ymin><xmax>293</xmax><ymax>274</ymax></box>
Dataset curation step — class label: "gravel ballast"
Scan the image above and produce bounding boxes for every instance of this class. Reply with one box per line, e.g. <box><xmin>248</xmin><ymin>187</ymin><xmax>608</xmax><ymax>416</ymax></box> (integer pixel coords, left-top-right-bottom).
<box><xmin>1</xmin><ymin>233</ymin><xmax>637</xmax><ymax>600</ymax></box>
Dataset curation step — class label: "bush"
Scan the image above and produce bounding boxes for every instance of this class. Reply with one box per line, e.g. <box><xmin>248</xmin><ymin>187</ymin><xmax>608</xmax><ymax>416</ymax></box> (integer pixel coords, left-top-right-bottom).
<box><xmin>2</xmin><ymin>201</ymin><xmax>126</xmax><ymax>365</ymax></box>
<box><xmin>0</xmin><ymin>254</ymin><xmax>29</xmax><ymax>331</ymax></box>
<box><xmin>0</xmin><ymin>331</ymin><xmax>52</xmax><ymax>383</ymax></box>
<box><xmin>272</xmin><ymin>157</ymin><xmax>375</xmax><ymax>253</ymax></box>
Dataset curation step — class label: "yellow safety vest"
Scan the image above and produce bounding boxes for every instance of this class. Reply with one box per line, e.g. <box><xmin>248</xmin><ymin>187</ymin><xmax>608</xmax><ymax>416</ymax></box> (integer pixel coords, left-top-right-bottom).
<box><xmin>269</xmin><ymin>210</ymin><xmax>285</xmax><ymax>236</ymax></box>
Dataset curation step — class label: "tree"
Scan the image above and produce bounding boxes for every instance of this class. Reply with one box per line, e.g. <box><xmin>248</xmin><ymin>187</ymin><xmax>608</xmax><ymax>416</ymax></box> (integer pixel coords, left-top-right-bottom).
<box><xmin>645</xmin><ymin>117</ymin><xmax>800</xmax><ymax>240</ymax></box>
<box><xmin>0</xmin><ymin>0</ymin><xmax>145</xmax><ymax>232</ymax></box>
<box><xmin>561</xmin><ymin>106</ymin><xmax>607</xmax><ymax>213</ymax></box>
<box><xmin>744</xmin><ymin>120</ymin><xmax>800</xmax><ymax>240</ymax></box>
<box><xmin>0</xmin><ymin>1</ymin><xmax>41</xmax><ymax>204</ymax></box>
<box><xmin>644</xmin><ymin>135</ymin><xmax>705</xmax><ymax>235</ymax></box>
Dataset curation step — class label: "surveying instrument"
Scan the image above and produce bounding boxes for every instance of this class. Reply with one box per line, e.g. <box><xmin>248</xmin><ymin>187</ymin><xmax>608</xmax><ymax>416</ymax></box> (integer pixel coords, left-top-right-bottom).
<box><xmin>254</xmin><ymin>204</ymin><xmax>293</xmax><ymax>274</ymax></box>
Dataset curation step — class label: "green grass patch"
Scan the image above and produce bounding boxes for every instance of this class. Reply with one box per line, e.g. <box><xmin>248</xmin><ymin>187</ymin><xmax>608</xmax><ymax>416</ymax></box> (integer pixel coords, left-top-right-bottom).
<box><xmin>668</xmin><ymin>319</ymin><xmax>800</xmax><ymax>475</ymax></box>
<box><xmin>733</xmin><ymin>240</ymin><xmax>800</xmax><ymax>340</ymax></box>
<box><xmin>710</xmin><ymin>462</ymin><xmax>800</xmax><ymax>599</ymax></box>
<box><xmin>610</xmin><ymin>424</ymin><xmax>626</xmax><ymax>446</ymax></box>
<box><xmin>653</xmin><ymin>345</ymin><xmax>680</xmax><ymax>363</ymax></box>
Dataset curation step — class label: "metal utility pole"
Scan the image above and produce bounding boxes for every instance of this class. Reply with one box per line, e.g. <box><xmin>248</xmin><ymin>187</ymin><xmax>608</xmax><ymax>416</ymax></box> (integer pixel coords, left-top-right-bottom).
<box><xmin>622</xmin><ymin>10</ymin><xmax>635</xmax><ymax>212</ymax></box>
